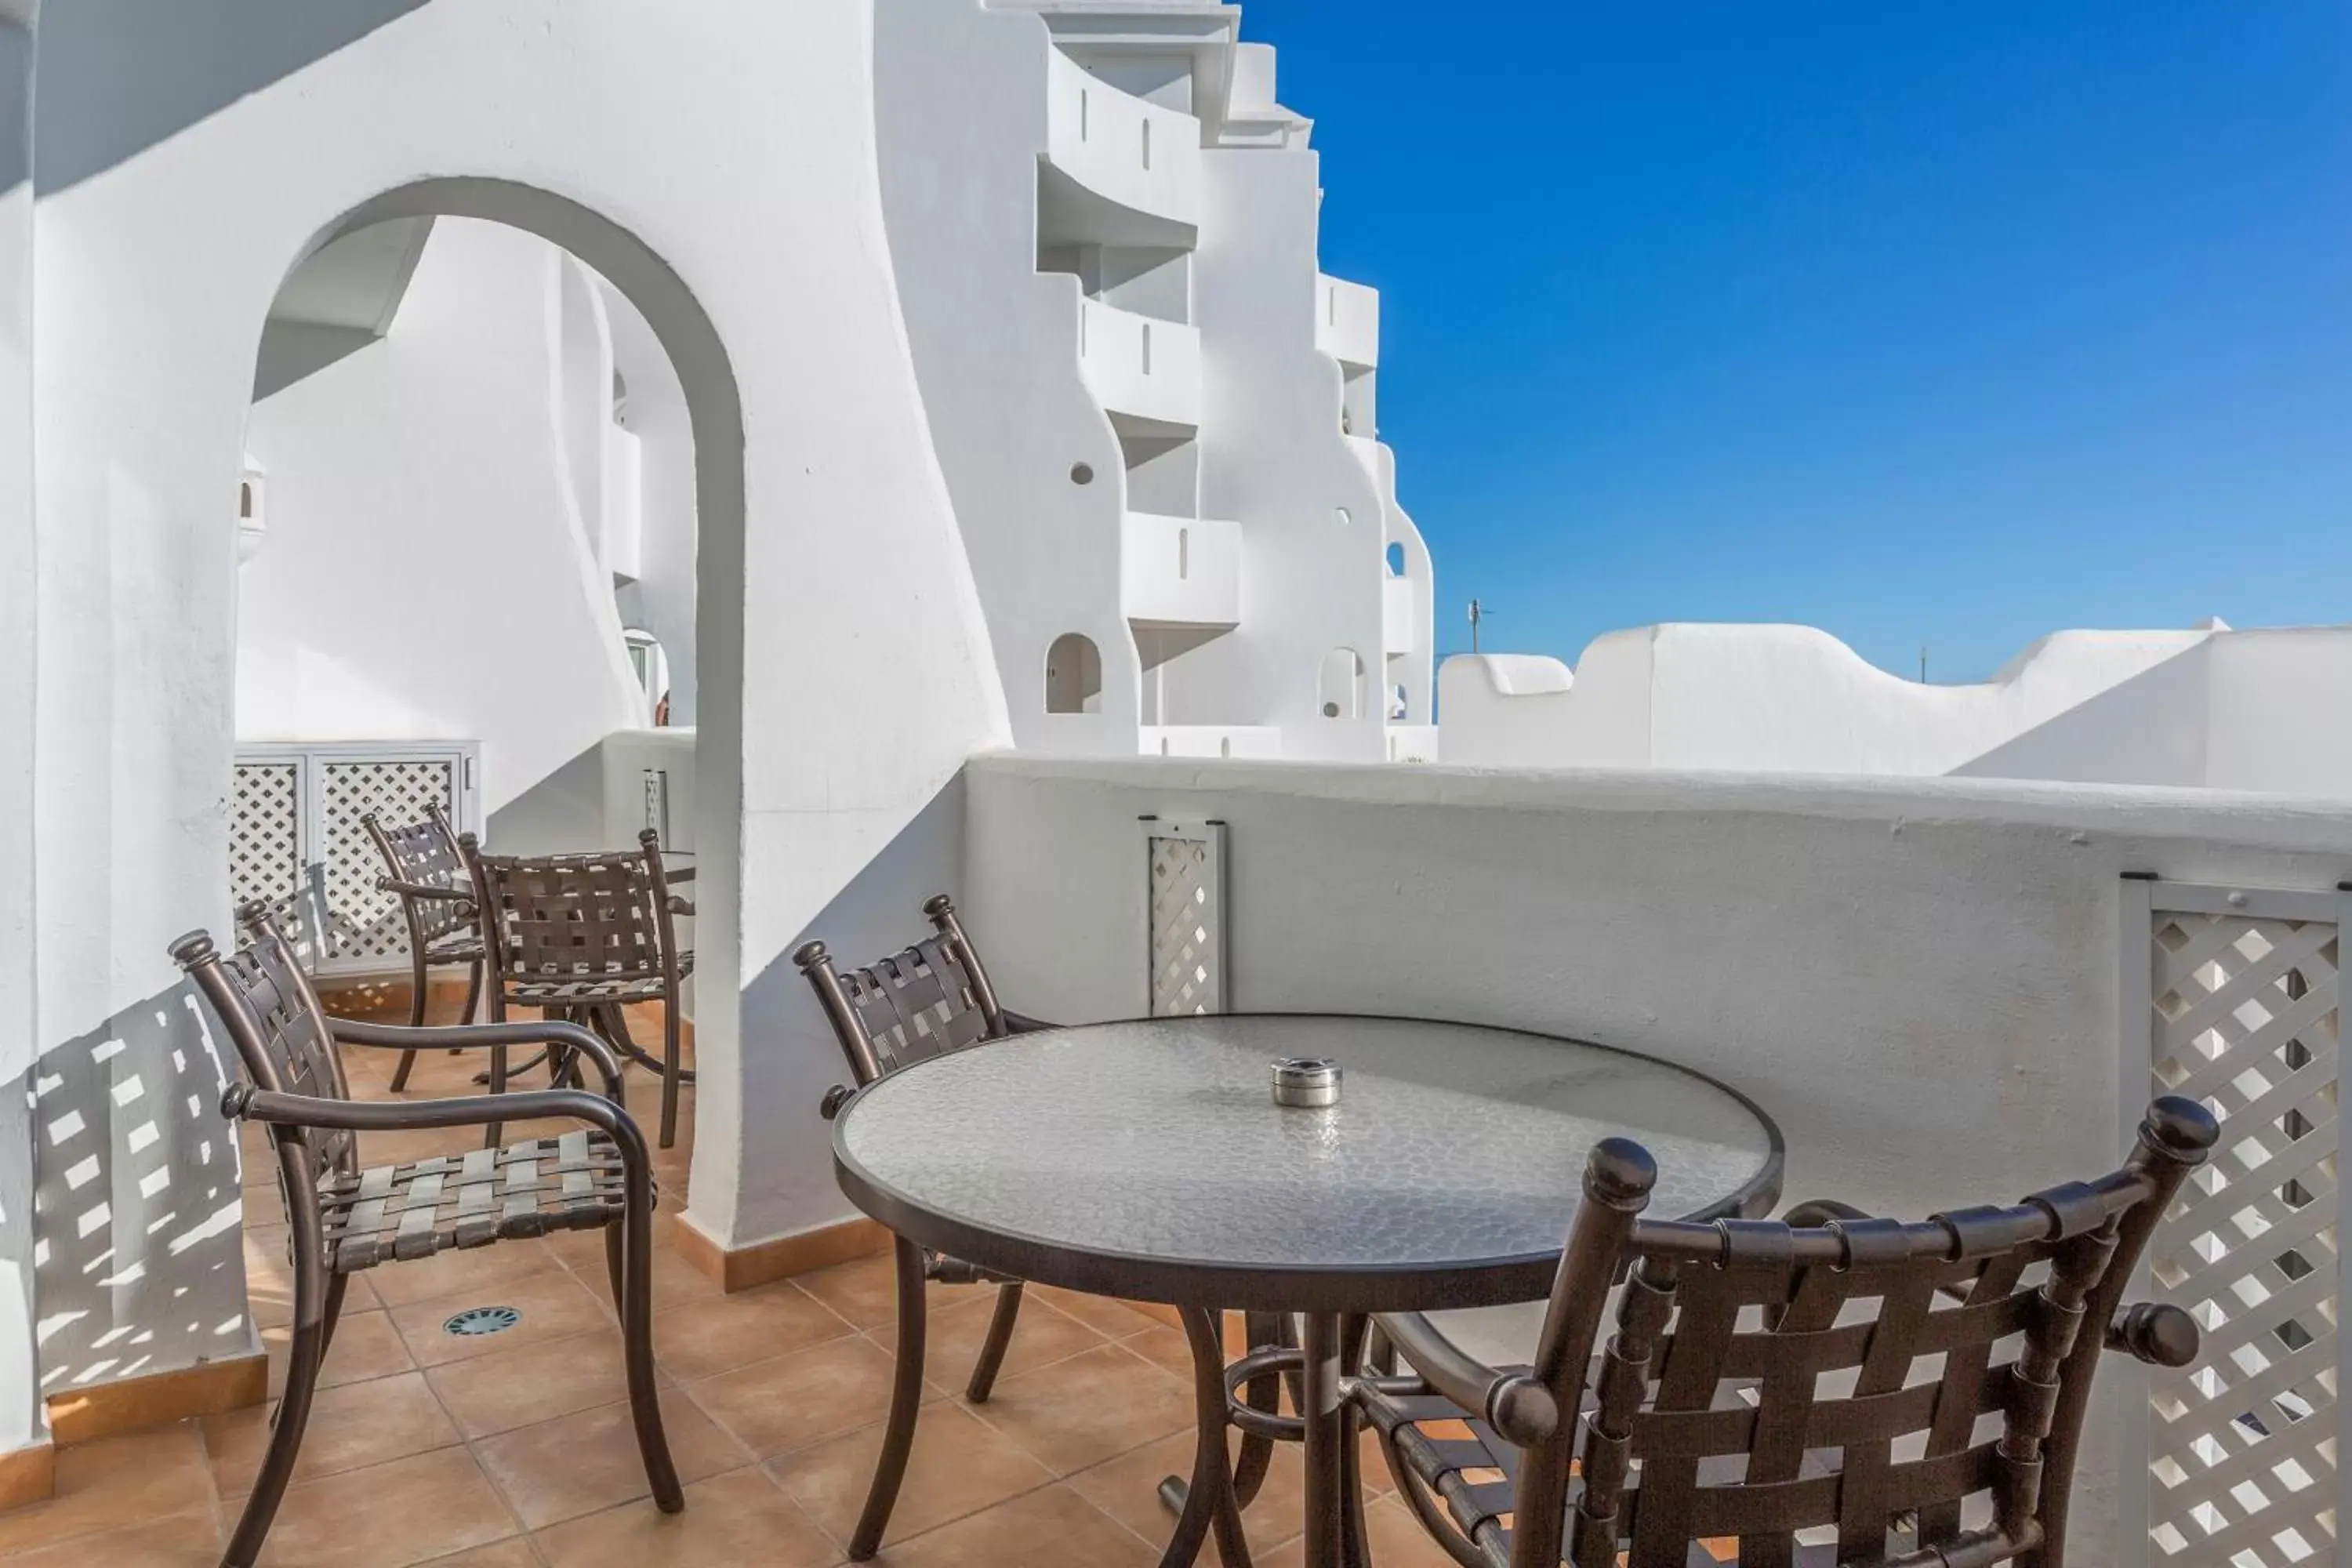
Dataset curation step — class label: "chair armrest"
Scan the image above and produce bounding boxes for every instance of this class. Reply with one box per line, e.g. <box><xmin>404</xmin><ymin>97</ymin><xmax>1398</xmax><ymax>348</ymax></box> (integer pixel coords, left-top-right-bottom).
<box><xmin>1368</xmin><ymin>1312</ymin><xmax>1559</xmax><ymax>1446</ymax></box>
<box><xmin>376</xmin><ymin>877</ymin><xmax>475</xmax><ymax>908</ymax></box>
<box><xmin>223</xmin><ymin>1083</ymin><xmax>649</xmax><ymax>1177</ymax></box>
<box><xmin>666</xmin><ymin>896</ymin><xmax>696</xmax><ymax>917</ymax></box>
<box><xmin>2108</xmin><ymin>1302</ymin><xmax>2198</xmax><ymax>1367</ymax></box>
<box><xmin>1002</xmin><ymin>1011</ymin><xmax>1056</xmax><ymax>1036</ymax></box>
<box><xmin>330</xmin><ymin>1017</ymin><xmax>625</xmax><ymax>1105</ymax></box>
<box><xmin>666</xmin><ymin>866</ymin><xmax>696</xmax><ymax>884</ymax></box>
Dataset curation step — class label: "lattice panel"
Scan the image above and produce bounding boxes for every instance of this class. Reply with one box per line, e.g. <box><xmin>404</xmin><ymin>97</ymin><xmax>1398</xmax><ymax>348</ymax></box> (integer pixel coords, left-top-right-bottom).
<box><xmin>1148</xmin><ymin>826</ymin><xmax>1225</xmax><ymax>1016</ymax></box>
<box><xmin>2139</xmin><ymin>894</ymin><xmax>2339</xmax><ymax>1568</ymax></box>
<box><xmin>230</xmin><ymin>762</ymin><xmax>302</xmax><ymax>913</ymax></box>
<box><xmin>321</xmin><ymin>760</ymin><xmax>459</xmax><ymax>967</ymax></box>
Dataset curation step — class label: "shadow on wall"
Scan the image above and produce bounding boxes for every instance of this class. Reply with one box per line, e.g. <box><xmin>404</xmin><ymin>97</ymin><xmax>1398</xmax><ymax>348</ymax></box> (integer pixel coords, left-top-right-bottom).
<box><xmin>29</xmin><ymin>0</ymin><xmax>427</xmax><ymax>194</ymax></box>
<box><xmin>724</xmin><ymin>771</ymin><xmax>968</xmax><ymax>1242</ymax></box>
<box><xmin>30</xmin><ymin>982</ymin><xmax>253</xmax><ymax>1406</ymax></box>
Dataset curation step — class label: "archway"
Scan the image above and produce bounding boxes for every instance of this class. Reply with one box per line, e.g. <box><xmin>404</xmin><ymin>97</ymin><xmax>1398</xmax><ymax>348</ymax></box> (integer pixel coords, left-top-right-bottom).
<box><xmin>237</xmin><ymin>173</ymin><xmax>744</xmax><ymax>1045</ymax></box>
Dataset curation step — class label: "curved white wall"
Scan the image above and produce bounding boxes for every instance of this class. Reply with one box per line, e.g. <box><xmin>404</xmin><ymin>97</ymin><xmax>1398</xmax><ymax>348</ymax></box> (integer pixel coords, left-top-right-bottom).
<box><xmin>238</xmin><ymin>220</ymin><xmax>645</xmax><ymax>812</ymax></box>
<box><xmin>877</xmin><ymin>0</ymin><xmax>1138</xmax><ymax>756</ymax></box>
<box><xmin>23</xmin><ymin>0</ymin><xmax>1007</xmax><ymax>1399</ymax></box>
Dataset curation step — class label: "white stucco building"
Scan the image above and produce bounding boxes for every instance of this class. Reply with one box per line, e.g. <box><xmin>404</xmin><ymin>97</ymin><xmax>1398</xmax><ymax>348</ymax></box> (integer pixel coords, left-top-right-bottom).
<box><xmin>0</xmin><ymin>5</ymin><xmax>2340</xmax><ymax>1561</ymax></box>
<box><xmin>0</xmin><ymin>0</ymin><xmax>1442</xmax><ymax>1490</ymax></box>
<box><xmin>880</xmin><ymin>1</ymin><xmax>1436</xmax><ymax>764</ymax></box>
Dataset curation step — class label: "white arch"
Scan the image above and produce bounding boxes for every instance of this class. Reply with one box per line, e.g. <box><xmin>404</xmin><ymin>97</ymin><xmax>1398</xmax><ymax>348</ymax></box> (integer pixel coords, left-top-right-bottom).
<box><xmin>20</xmin><ymin>2</ymin><xmax>1011</xmax><ymax>1421</ymax></box>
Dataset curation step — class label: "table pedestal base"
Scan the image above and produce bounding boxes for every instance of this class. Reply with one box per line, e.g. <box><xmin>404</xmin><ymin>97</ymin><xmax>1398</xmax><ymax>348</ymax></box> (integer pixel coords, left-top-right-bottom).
<box><xmin>1159</xmin><ymin>1310</ymin><xmax>1374</xmax><ymax>1568</ymax></box>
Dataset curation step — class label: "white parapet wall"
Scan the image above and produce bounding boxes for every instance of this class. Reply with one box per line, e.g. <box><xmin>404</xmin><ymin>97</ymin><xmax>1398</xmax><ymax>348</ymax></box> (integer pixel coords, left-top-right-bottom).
<box><xmin>1955</xmin><ymin>624</ymin><xmax>2352</xmax><ymax>793</ymax></box>
<box><xmin>1439</xmin><ymin>622</ymin><xmax>2228</xmax><ymax>777</ymax></box>
<box><xmin>1441</xmin><ymin>622</ymin><xmax>2352</xmax><ymax>794</ymax></box>
<box><xmin>953</xmin><ymin>751</ymin><xmax>2352</xmax><ymax>1563</ymax></box>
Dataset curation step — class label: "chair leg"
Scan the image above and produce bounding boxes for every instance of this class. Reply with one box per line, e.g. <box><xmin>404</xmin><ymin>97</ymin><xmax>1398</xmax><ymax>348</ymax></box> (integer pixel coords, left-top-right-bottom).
<box><xmin>850</xmin><ymin>1236</ymin><xmax>928</xmax><ymax>1561</ymax></box>
<box><xmin>318</xmin><ymin>1272</ymin><xmax>350</xmax><ymax>1361</ymax></box>
<box><xmin>659</xmin><ymin>999</ymin><xmax>681</xmax><ymax>1150</ymax></box>
<box><xmin>459</xmin><ymin>960</ymin><xmax>483</xmax><ymax>1025</ymax></box>
<box><xmin>221</xmin><ymin>1265</ymin><xmax>332</xmax><ymax>1567</ymax></box>
<box><xmin>619</xmin><ymin>1189</ymin><xmax>684</xmax><ymax>1512</ymax></box>
<box><xmin>604</xmin><ymin>1221</ymin><xmax>626</xmax><ymax>1321</ymax></box>
<box><xmin>389</xmin><ymin>947</ymin><xmax>429</xmax><ymax>1091</ymax></box>
<box><xmin>484</xmin><ymin>1043</ymin><xmax>507</xmax><ymax>1149</ymax></box>
<box><xmin>964</xmin><ymin>1280</ymin><xmax>1024</xmax><ymax>1403</ymax></box>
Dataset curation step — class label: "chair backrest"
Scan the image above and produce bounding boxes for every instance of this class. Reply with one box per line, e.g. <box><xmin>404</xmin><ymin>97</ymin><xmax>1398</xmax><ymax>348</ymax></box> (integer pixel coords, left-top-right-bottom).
<box><xmin>793</xmin><ymin>895</ymin><xmax>1009</xmax><ymax>1086</ymax></box>
<box><xmin>171</xmin><ymin>906</ymin><xmax>358</xmax><ymax>1222</ymax></box>
<box><xmin>462</xmin><ymin>829</ymin><xmax>681</xmax><ymax>999</ymax></box>
<box><xmin>363</xmin><ymin>802</ymin><xmax>474</xmax><ymax>945</ymax></box>
<box><xmin>1510</xmin><ymin>1098</ymin><xmax>2219</xmax><ymax>1568</ymax></box>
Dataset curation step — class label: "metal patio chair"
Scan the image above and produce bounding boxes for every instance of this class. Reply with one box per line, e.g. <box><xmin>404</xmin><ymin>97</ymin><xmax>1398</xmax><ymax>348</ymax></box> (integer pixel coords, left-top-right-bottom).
<box><xmin>1352</xmin><ymin>1096</ymin><xmax>2216</xmax><ymax>1568</ymax></box>
<box><xmin>361</xmin><ymin>802</ymin><xmax>485</xmax><ymax>1091</ymax></box>
<box><xmin>460</xmin><ymin>829</ymin><xmax>695</xmax><ymax>1149</ymax></box>
<box><xmin>174</xmin><ymin>904</ymin><xmax>680</xmax><ymax>1568</ymax></box>
<box><xmin>797</xmin><ymin>895</ymin><xmax>1052</xmax><ymax>1557</ymax></box>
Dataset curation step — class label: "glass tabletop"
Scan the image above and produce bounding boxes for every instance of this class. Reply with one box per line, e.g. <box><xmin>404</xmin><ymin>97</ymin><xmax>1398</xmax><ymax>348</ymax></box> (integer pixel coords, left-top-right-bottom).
<box><xmin>833</xmin><ymin>1014</ymin><xmax>1782</xmax><ymax>1312</ymax></box>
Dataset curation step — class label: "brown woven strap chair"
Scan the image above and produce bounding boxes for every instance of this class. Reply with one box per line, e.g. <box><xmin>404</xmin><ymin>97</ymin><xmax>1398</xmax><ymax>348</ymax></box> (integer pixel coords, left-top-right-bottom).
<box><xmin>1352</xmin><ymin>1097</ymin><xmax>2217</xmax><ymax>1568</ymax></box>
<box><xmin>795</xmin><ymin>895</ymin><xmax>1050</xmax><ymax>1561</ymax></box>
<box><xmin>362</xmin><ymin>802</ymin><xmax>485</xmax><ymax>1091</ymax></box>
<box><xmin>460</xmin><ymin>829</ymin><xmax>695</xmax><ymax>1149</ymax></box>
<box><xmin>174</xmin><ymin>905</ymin><xmax>680</xmax><ymax>1568</ymax></box>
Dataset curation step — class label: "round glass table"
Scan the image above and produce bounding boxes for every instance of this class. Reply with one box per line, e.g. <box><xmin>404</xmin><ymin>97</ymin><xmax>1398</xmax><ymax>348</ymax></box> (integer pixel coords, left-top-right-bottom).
<box><xmin>831</xmin><ymin>1014</ymin><xmax>1783</xmax><ymax>1568</ymax></box>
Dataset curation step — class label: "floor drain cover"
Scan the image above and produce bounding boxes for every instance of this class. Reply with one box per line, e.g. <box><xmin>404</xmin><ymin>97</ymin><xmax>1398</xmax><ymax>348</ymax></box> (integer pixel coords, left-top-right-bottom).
<box><xmin>444</xmin><ymin>1306</ymin><xmax>521</xmax><ymax>1338</ymax></box>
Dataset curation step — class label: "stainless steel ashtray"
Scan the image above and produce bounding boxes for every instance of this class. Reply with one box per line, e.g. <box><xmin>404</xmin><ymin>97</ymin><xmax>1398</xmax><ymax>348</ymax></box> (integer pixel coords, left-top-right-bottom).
<box><xmin>1271</xmin><ymin>1056</ymin><xmax>1342</xmax><ymax>1109</ymax></box>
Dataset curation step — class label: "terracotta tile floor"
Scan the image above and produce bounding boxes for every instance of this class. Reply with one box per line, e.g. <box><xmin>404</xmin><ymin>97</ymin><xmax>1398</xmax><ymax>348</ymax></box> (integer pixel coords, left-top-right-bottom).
<box><xmin>0</xmin><ymin>1010</ymin><xmax>1456</xmax><ymax>1567</ymax></box>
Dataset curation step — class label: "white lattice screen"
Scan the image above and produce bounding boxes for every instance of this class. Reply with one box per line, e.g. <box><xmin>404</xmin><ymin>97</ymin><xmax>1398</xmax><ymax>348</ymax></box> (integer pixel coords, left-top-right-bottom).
<box><xmin>229</xmin><ymin>761</ymin><xmax>302</xmax><ymax>914</ymax></box>
<box><xmin>231</xmin><ymin>744</ymin><xmax>479</xmax><ymax>975</ymax></box>
<box><xmin>1145</xmin><ymin>820</ymin><xmax>1226</xmax><ymax>1016</ymax></box>
<box><xmin>2123</xmin><ymin>878</ymin><xmax>2341</xmax><ymax>1568</ymax></box>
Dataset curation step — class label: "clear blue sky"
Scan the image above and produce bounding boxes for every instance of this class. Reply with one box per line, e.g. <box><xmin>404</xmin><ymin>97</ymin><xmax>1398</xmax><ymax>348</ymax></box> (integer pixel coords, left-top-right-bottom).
<box><xmin>1252</xmin><ymin>2</ymin><xmax>2352</xmax><ymax>681</ymax></box>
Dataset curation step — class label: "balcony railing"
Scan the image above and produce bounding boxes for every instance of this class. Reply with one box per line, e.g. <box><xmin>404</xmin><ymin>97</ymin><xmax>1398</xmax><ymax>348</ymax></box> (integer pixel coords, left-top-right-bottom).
<box><xmin>1316</xmin><ymin>274</ymin><xmax>1380</xmax><ymax>368</ymax></box>
<box><xmin>1123</xmin><ymin>511</ymin><xmax>1239</xmax><ymax>627</ymax></box>
<box><xmin>1080</xmin><ymin>298</ymin><xmax>1200</xmax><ymax>429</ymax></box>
<box><xmin>1044</xmin><ymin>48</ymin><xmax>1201</xmax><ymax>236</ymax></box>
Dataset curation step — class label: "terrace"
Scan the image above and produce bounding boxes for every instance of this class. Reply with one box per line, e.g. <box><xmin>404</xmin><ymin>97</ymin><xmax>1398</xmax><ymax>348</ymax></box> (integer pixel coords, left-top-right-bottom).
<box><xmin>3</xmin><ymin>753</ymin><xmax>2341</xmax><ymax>1567</ymax></box>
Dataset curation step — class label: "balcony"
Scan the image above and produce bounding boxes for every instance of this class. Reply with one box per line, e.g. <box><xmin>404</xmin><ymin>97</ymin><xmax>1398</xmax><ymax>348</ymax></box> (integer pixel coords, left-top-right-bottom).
<box><xmin>1041</xmin><ymin>48</ymin><xmax>1202</xmax><ymax>247</ymax></box>
<box><xmin>1080</xmin><ymin>297</ymin><xmax>1200</xmax><ymax>430</ymax></box>
<box><xmin>1123</xmin><ymin>511</ymin><xmax>1239</xmax><ymax>628</ymax></box>
<box><xmin>35</xmin><ymin>746</ymin><xmax>2352</xmax><ymax>1566</ymax></box>
<box><xmin>1316</xmin><ymin>274</ymin><xmax>1380</xmax><ymax>369</ymax></box>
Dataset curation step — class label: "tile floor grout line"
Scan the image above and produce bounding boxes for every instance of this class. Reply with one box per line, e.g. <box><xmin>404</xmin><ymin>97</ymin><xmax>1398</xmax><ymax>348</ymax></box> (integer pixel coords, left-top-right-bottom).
<box><xmin>452</xmin><ymin>1404</ymin><xmax>557</xmax><ymax>1568</ymax></box>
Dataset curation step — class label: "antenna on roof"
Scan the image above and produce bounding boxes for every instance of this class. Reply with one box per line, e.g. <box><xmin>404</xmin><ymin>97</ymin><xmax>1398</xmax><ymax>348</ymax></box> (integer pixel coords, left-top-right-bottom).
<box><xmin>1468</xmin><ymin>598</ymin><xmax>1494</xmax><ymax>655</ymax></box>
<box><xmin>1919</xmin><ymin>646</ymin><xmax>1929</xmax><ymax>684</ymax></box>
